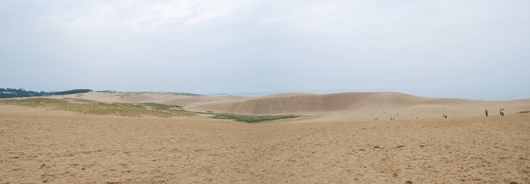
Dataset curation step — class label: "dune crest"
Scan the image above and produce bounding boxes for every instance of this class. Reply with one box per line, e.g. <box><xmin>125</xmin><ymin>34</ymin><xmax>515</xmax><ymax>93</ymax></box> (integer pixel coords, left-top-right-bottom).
<box><xmin>184</xmin><ymin>92</ymin><xmax>530</xmax><ymax>121</ymax></box>
<box><xmin>50</xmin><ymin>91</ymin><xmax>530</xmax><ymax>121</ymax></box>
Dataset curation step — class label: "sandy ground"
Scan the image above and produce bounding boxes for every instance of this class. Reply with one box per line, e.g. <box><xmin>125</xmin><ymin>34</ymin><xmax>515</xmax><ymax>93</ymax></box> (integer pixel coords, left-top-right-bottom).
<box><xmin>1</xmin><ymin>104</ymin><xmax>529</xmax><ymax>183</ymax></box>
<box><xmin>59</xmin><ymin>92</ymin><xmax>530</xmax><ymax>121</ymax></box>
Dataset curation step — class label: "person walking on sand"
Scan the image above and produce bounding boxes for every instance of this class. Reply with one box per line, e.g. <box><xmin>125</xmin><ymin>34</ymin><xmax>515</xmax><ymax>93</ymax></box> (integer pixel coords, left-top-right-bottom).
<box><xmin>501</xmin><ymin>109</ymin><xmax>505</xmax><ymax>116</ymax></box>
<box><xmin>485</xmin><ymin>109</ymin><xmax>488</xmax><ymax>117</ymax></box>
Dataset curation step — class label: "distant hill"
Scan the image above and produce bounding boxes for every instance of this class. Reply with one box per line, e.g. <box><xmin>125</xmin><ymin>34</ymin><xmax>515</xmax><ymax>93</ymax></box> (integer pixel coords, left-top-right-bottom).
<box><xmin>95</xmin><ymin>90</ymin><xmax>202</xmax><ymax>96</ymax></box>
<box><xmin>0</xmin><ymin>88</ymin><xmax>93</xmax><ymax>98</ymax></box>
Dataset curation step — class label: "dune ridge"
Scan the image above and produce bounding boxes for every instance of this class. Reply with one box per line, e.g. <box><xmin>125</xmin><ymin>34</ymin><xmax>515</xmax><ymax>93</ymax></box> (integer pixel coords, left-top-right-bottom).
<box><xmin>1</xmin><ymin>92</ymin><xmax>530</xmax><ymax>183</ymax></box>
<box><xmin>41</xmin><ymin>91</ymin><xmax>530</xmax><ymax>121</ymax></box>
<box><xmin>1</xmin><ymin>104</ymin><xmax>529</xmax><ymax>183</ymax></box>
<box><xmin>185</xmin><ymin>92</ymin><xmax>530</xmax><ymax>116</ymax></box>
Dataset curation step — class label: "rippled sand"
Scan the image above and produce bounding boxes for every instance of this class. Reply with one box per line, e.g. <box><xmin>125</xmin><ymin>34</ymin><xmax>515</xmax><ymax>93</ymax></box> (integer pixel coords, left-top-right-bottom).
<box><xmin>1</xmin><ymin>105</ymin><xmax>529</xmax><ymax>183</ymax></box>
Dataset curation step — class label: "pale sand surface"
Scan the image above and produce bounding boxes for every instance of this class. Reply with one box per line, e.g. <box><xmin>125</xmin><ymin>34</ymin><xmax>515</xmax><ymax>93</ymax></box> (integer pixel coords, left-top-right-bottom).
<box><xmin>182</xmin><ymin>92</ymin><xmax>530</xmax><ymax>120</ymax></box>
<box><xmin>53</xmin><ymin>92</ymin><xmax>530</xmax><ymax>121</ymax></box>
<box><xmin>1</xmin><ymin>104</ymin><xmax>529</xmax><ymax>183</ymax></box>
<box><xmin>56</xmin><ymin>92</ymin><xmax>252</xmax><ymax>107</ymax></box>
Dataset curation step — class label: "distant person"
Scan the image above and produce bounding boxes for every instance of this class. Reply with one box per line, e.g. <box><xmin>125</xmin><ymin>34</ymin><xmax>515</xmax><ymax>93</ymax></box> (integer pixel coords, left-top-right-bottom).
<box><xmin>485</xmin><ymin>109</ymin><xmax>488</xmax><ymax>117</ymax></box>
<box><xmin>501</xmin><ymin>109</ymin><xmax>505</xmax><ymax>116</ymax></box>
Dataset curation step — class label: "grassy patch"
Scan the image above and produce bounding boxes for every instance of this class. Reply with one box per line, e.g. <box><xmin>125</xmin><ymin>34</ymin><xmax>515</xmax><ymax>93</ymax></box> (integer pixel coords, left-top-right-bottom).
<box><xmin>63</xmin><ymin>98</ymin><xmax>98</xmax><ymax>103</ymax></box>
<box><xmin>193</xmin><ymin>111</ymin><xmax>214</xmax><ymax>115</ymax></box>
<box><xmin>0</xmin><ymin>98</ymin><xmax>300</xmax><ymax>121</ymax></box>
<box><xmin>0</xmin><ymin>98</ymin><xmax>194</xmax><ymax>118</ymax></box>
<box><xmin>517</xmin><ymin>111</ymin><xmax>530</xmax><ymax>114</ymax></box>
<box><xmin>118</xmin><ymin>92</ymin><xmax>146</xmax><ymax>99</ymax></box>
<box><xmin>211</xmin><ymin>113</ymin><xmax>299</xmax><ymax>123</ymax></box>
<box><xmin>142</xmin><ymin>102</ymin><xmax>181</xmax><ymax>110</ymax></box>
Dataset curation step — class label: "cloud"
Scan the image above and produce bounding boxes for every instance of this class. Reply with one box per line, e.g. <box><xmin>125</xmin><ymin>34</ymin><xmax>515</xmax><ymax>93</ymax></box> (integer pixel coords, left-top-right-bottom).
<box><xmin>185</xmin><ymin>0</ymin><xmax>256</xmax><ymax>25</ymax></box>
<box><xmin>4</xmin><ymin>0</ymin><xmax>529</xmax><ymax>95</ymax></box>
<box><xmin>41</xmin><ymin>0</ymin><xmax>256</xmax><ymax>32</ymax></box>
<box><xmin>261</xmin><ymin>1</ymin><xmax>358</xmax><ymax>28</ymax></box>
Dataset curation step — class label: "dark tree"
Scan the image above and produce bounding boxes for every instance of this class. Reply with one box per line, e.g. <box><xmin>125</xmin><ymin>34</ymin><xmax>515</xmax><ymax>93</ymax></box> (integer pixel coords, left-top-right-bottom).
<box><xmin>0</xmin><ymin>88</ymin><xmax>93</xmax><ymax>98</ymax></box>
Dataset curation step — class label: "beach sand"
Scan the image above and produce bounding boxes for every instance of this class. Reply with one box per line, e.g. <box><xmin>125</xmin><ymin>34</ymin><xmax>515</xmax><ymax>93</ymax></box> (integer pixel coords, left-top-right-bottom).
<box><xmin>1</xmin><ymin>92</ymin><xmax>529</xmax><ymax>183</ymax></box>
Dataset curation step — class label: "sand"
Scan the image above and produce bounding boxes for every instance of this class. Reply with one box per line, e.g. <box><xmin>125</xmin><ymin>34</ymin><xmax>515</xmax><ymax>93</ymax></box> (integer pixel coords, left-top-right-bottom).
<box><xmin>61</xmin><ymin>92</ymin><xmax>530</xmax><ymax>121</ymax></box>
<box><xmin>182</xmin><ymin>92</ymin><xmax>530</xmax><ymax>120</ymax></box>
<box><xmin>1</xmin><ymin>92</ymin><xmax>529</xmax><ymax>183</ymax></box>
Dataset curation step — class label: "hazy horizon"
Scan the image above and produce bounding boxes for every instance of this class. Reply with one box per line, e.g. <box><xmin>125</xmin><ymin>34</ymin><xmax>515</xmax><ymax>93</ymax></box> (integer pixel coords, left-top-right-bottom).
<box><xmin>4</xmin><ymin>86</ymin><xmax>529</xmax><ymax>101</ymax></box>
<box><xmin>1</xmin><ymin>0</ymin><xmax>529</xmax><ymax>100</ymax></box>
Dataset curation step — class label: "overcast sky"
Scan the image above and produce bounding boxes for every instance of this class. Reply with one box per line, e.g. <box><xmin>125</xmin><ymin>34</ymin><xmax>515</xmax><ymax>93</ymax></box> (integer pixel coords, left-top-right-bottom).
<box><xmin>1</xmin><ymin>0</ymin><xmax>529</xmax><ymax>98</ymax></box>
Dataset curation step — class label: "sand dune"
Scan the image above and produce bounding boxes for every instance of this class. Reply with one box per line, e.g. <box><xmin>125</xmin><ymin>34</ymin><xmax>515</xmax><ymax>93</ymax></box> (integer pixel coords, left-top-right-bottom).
<box><xmin>1</xmin><ymin>92</ymin><xmax>529</xmax><ymax>183</ymax></box>
<box><xmin>184</xmin><ymin>92</ymin><xmax>530</xmax><ymax>121</ymax></box>
<box><xmin>1</xmin><ymin>105</ymin><xmax>529</xmax><ymax>183</ymax></box>
<box><xmin>14</xmin><ymin>92</ymin><xmax>530</xmax><ymax>122</ymax></box>
<box><xmin>59</xmin><ymin>92</ymin><xmax>251</xmax><ymax>108</ymax></box>
<box><xmin>44</xmin><ymin>91</ymin><xmax>530</xmax><ymax>123</ymax></box>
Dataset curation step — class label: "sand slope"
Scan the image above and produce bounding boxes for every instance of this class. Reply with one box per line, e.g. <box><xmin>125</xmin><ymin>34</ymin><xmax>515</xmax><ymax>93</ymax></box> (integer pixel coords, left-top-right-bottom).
<box><xmin>56</xmin><ymin>92</ymin><xmax>251</xmax><ymax>108</ymax></box>
<box><xmin>1</xmin><ymin>105</ymin><xmax>529</xmax><ymax>183</ymax></box>
<box><xmin>42</xmin><ymin>92</ymin><xmax>530</xmax><ymax>122</ymax></box>
<box><xmin>185</xmin><ymin>92</ymin><xmax>530</xmax><ymax>120</ymax></box>
<box><xmin>12</xmin><ymin>92</ymin><xmax>530</xmax><ymax>121</ymax></box>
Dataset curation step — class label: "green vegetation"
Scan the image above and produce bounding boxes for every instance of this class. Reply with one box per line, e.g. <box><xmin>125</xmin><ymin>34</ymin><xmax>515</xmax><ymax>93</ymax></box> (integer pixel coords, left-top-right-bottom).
<box><xmin>117</xmin><ymin>92</ymin><xmax>147</xmax><ymax>99</ymax></box>
<box><xmin>211</xmin><ymin>113</ymin><xmax>299</xmax><ymax>123</ymax></box>
<box><xmin>142</xmin><ymin>102</ymin><xmax>181</xmax><ymax>110</ymax></box>
<box><xmin>516</xmin><ymin>111</ymin><xmax>530</xmax><ymax>114</ymax></box>
<box><xmin>116</xmin><ymin>92</ymin><xmax>202</xmax><ymax>97</ymax></box>
<box><xmin>0</xmin><ymin>98</ymin><xmax>194</xmax><ymax>118</ymax></box>
<box><xmin>0</xmin><ymin>88</ymin><xmax>92</xmax><ymax>98</ymax></box>
<box><xmin>63</xmin><ymin>98</ymin><xmax>98</xmax><ymax>103</ymax></box>
<box><xmin>0</xmin><ymin>98</ymin><xmax>300</xmax><ymax>122</ymax></box>
<box><xmin>192</xmin><ymin>111</ymin><xmax>214</xmax><ymax>115</ymax></box>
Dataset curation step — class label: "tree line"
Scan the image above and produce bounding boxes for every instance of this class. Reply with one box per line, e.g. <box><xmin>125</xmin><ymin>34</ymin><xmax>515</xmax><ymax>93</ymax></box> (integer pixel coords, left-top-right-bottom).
<box><xmin>0</xmin><ymin>88</ymin><xmax>93</xmax><ymax>98</ymax></box>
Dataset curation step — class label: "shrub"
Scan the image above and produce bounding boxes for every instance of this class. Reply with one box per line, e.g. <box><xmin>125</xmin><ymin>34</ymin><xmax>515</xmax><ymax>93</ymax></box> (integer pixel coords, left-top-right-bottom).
<box><xmin>211</xmin><ymin>113</ymin><xmax>299</xmax><ymax>123</ymax></box>
<box><xmin>0</xmin><ymin>98</ymin><xmax>193</xmax><ymax>118</ymax></box>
